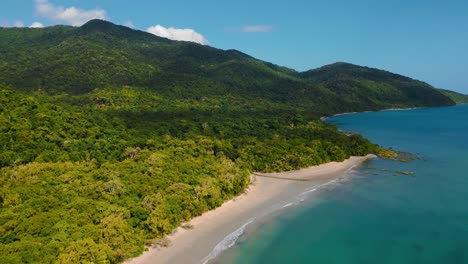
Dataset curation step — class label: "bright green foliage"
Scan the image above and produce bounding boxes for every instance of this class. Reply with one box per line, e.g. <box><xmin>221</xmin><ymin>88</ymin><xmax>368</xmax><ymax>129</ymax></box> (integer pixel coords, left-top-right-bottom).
<box><xmin>0</xmin><ymin>19</ymin><xmax>457</xmax><ymax>263</ymax></box>
<box><xmin>0</xmin><ymin>134</ymin><xmax>251</xmax><ymax>263</ymax></box>
<box><xmin>0</xmin><ymin>83</ymin><xmax>375</xmax><ymax>263</ymax></box>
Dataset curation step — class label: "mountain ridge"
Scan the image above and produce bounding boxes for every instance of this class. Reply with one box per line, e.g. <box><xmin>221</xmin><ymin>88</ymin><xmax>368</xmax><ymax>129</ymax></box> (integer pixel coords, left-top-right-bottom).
<box><xmin>0</xmin><ymin>19</ymin><xmax>456</xmax><ymax>113</ymax></box>
<box><xmin>0</xmin><ymin>19</ymin><xmax>460</xmax><ymax>264</ymax></box>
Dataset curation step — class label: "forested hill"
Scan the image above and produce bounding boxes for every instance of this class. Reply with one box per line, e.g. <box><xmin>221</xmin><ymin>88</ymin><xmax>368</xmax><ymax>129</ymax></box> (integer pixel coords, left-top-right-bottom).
<box><xmin>0</xmin><ymin>19</ymin><xmax>455</xmax><ymax>114</ymax></box>
<box><xmin>299</xmin><ymin>62</ymin><xmax>455</xmax><ymax>109</ymax></box>
<box><xmin>438</xmin><ymin>89</ymin><xmax>468</xmax><ymax>104</ymax></box>
<box><xmin>0</xmin><ymin>20</ymin><xmax>457</xmax><ymax>264</ymax></box>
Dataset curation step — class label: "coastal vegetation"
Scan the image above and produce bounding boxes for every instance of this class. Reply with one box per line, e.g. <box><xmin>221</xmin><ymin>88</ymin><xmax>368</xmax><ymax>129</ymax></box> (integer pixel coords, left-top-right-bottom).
<box><xmin>0</xmin><ymin>20</ymin><xmax>459</xmax><ymax>263</ymax></box>
<box><xmin>438</xmin><ymin>89</ymin><xmax>468</xmax><ymax>104</ymax></box>
<box><xmin>0</xmin><ymin>84</ymin><xmax>376</xmax><ymax>263</ymax></box>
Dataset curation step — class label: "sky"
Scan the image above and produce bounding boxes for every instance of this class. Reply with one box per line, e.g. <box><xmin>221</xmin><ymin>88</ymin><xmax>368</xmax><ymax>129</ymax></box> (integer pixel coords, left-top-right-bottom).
<box><xmin>1</xmin><ymin>0</ymin><xmax>467</xmax><ymax>93</ymax></box>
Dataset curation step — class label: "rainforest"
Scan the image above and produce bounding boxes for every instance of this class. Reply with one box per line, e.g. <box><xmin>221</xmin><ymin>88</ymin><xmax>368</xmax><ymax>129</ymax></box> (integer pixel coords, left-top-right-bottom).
<box><xmin>0</xmin><ymin>19</ymin><xmax>461</xmax><ymax>263</ymax></box>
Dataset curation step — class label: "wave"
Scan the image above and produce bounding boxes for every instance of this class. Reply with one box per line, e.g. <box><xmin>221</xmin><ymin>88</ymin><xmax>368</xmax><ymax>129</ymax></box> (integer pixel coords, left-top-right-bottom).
<box><xmin>281</xmin><ymin>202</ymin><xmax>295</xmax><ymax>208</ymax></box>
<box><xmin>346</xmin><ymin>164</ymin><xmax>357</xmax><ymax>174</ymax></box>
<box><xmin>200</xmin><ymin>163</ymin><xmax>360</xmax><ymax>263</ymax></box>
<box><xmin>321</xmin><ymin>179</ymin><xmax>338</xmax><ymax>186</ymax></box>
<box><xmin>300</xmin><ymin>187</ymin><xmax>317</xmax><ymax>196</ymax></box>
<box><xmin>298</xmin><ymin>165</ymin><xmax>358</xmax><ymax>199</ymax></box>
<box><xmin>200</xmin><ymin>219</ymin><xmax>254</xmax><ymax>264</ymax></box>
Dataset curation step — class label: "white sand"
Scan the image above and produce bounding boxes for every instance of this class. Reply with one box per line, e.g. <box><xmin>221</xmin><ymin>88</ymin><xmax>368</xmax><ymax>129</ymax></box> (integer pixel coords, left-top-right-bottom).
<box><xmin>125</xmin><ymin>154</ymin><xmax>376</xmax><ymax>264</ymax></box>
<box><xmin>254</xmin><ymin>155</ymin><xmax>376</xmax><ymax>181</ymax></box>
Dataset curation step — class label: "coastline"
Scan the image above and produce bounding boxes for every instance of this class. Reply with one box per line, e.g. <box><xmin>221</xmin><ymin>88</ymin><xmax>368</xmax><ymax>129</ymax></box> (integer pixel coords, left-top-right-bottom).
<box><xmin>125</xmin><ymin>154</ymin><xmax>376</xmax><ymax>264</ymax></box>
<box><xmin>320</xmin><ymin>107</ymin><xmax>422</xmax><ymax>121</ymax></box>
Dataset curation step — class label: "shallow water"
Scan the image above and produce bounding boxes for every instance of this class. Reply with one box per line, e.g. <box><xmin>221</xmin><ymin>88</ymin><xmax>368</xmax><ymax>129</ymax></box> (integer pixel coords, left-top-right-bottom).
<box><xmin>214</xmin><ymin>104</ymin><xmax>468</xmax><ymax>264</ymax></box>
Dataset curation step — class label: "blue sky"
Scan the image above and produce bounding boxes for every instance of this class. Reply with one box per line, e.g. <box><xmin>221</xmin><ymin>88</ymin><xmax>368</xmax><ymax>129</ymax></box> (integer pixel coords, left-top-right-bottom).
<box><xmin>1</xmin><ymin>0</ymin><xmax>467</xmax><ymax>93</ymax></box>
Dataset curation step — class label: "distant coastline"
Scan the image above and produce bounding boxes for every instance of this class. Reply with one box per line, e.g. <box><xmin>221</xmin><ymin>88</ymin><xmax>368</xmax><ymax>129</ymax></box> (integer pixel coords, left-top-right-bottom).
<box><xmin>320</xmin><ymin>106</ymin><xmax>424</xmax><ymax>121</ymax></box>
<box><xmin>125</xmin><ymin>154</ymin><xmax>375</xmax><ymax>264</ymax></box>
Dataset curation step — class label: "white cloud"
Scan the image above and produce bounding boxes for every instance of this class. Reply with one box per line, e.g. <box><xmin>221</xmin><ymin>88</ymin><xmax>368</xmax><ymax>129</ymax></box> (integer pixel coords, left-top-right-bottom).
<box><xmin>124</xmin><ymin>20</ymin><xmax>134</xmax><ymax>28</ymax></box>
<box><xmin>241</xmin><ymin>25</ymin><xmax>273</xmax><ymax>33</ymax></box>
<box><xmin>35</xmin><ymin>0</ymin><xmax>107</xmax><ymax>26</ymax></box>
<box><xmin>30</xmin><ymin>22</ymin><xmax>44</xmax><ymax>28</ymax></box>
<box><xmin>147</xmin><ymin>24</ymin><xmax>209</xmax><ymax>45</ymax></box>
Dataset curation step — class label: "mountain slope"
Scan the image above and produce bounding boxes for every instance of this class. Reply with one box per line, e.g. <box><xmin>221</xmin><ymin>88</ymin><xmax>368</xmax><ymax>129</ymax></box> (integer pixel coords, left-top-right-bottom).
<box><xmin>299</xmin><ymin>62</ymin><xmax>455</xmax><ymax>110</ymax></box>
<box><xmin>0</xmin><ymin>20</ymin><xmax>455</xmax><ymax>115</ymax></box>
<box><xmin>0</xmin><ymin>20</ymin><xmax>458</xmax><ymax>264</ymax></box>
<box><xmin>438</xmin><ymin>89</ymin><xmax>468</xmax><ymax>104</ymax></box>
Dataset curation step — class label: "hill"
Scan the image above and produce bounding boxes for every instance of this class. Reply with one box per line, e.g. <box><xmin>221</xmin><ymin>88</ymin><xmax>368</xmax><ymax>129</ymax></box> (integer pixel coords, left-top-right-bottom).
<box><xmin>299</xmin><ymin>62</ymin><xmax>455</xmax><ymax>110</ymax></box>
<box><xmin>438</xmin><ymin>89</ymin><xmax>468</xmax><ymax>104</ymax></box>
<box><xmin>0</xmin><ymin>20</ymin><xmax>458</xmax><ymax>263</ymax></box>
<box><xmin>0</xmin><ymin>20</ymin><xmax>455</xmax><ymax>114</ymax></box>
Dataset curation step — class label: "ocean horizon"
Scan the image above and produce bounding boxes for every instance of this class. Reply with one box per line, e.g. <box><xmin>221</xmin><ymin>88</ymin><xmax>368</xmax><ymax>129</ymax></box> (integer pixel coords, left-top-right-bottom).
<box><xmin>213</xmin><ymin>104</ymin><xmax>468</xmax><ymax>264</ymax></box>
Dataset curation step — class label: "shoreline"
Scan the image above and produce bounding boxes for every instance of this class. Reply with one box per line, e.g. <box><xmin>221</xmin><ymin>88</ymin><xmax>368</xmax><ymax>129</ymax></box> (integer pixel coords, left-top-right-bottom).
<box><xmin>125</xmin><ymin>154</ymin><xmax>376</xmax><ymax>264</ymax></box>
<box><xmin>320</xmin><ymin>106</ymin><xmax>423</xmax><ymax>121</ymax></box>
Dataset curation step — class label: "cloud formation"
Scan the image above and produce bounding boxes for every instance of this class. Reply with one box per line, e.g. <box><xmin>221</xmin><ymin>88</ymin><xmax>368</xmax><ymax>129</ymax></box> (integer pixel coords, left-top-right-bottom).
<box><xmin>30</xmin><ymin>22</ymin><xmax>44</xmax><ymax>28</ymax></box>
<box><xmin>147</xmin><ymin>25</ymin><xmax>209</xmax><ymax>45</ymax></box>
<box><xmin>35</xmin><ymin>0</ymin><xmax>107</xmax><ymax>26</ymax></box>
<box><xmin>241</xmin><ymin>25</ymin><xmax>273</xmax><ymax>33</ymax></box>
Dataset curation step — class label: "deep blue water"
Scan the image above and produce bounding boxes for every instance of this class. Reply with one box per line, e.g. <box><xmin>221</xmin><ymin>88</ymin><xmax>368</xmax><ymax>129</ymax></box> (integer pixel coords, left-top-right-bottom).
<box><xmin>217</xmin><ymin>104</ymin><xmax>468</xmax><ymax>264</ymax></box>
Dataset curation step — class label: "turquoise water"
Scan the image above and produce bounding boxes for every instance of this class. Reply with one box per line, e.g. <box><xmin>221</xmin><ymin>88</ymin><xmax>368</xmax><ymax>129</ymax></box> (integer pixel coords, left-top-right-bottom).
<box><xmin>215</xmin><ymin>104</ymin><xmax>468</xmax><ymax>264</ymax></box>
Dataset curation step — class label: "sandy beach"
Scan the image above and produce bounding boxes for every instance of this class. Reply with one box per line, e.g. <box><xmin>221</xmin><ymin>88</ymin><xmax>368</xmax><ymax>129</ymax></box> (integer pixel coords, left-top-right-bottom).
<box><xmin>125</xmin><ymin>154</ymin><xmax>376</xmax><ymax>264</ymax></box>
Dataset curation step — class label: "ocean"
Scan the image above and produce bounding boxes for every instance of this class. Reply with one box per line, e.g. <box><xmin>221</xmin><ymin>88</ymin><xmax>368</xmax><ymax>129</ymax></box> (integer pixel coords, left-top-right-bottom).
<box><xmin>213</xmin><ymin>104</ymin><xmax>468</xmax><ymax>264</ymax></box>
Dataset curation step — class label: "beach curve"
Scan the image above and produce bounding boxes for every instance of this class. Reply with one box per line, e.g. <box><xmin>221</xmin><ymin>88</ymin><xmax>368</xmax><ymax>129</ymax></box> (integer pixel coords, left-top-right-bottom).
<box><xmin>124</xmin><ymin>154</ymin><xmax>376</xmax><ymax>264</ymax></box>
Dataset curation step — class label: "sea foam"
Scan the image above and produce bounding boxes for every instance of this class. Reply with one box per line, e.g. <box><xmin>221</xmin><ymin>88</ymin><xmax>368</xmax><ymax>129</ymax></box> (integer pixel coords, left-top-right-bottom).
<box><xmin>201</xmin><ymin>162</ymin><xmax>359</xmax><ymax>263</ymax></box>
<box><xmin>200</xmin><ymin>219</ymin><xmax>254</xmax><ymax>264</ymax></box>
<box><xmin>298</xmin><ymin>165</ymin><xmax>357</xmax><ymax>199</ymax></box>
<box><xmin>281</xmin><ymin>202</ymin><xmax>295</xmax><ymax>208</ymax></box>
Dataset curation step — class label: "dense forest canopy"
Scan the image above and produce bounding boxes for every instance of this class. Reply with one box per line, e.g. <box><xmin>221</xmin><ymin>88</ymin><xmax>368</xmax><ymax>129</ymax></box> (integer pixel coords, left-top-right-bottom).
<box><xmin>438</xmin><ymin>89</ymin><xmax>468</xmax><ymax>104</ymax></box>
<box><xmin>0</xmin><ymin>19</ymin><xmax>462</xmax><ymax>263</ymax></box>
<box><xmin>0</xmin><ymin>20</ymin><xmax>455</xmax><ymax>111</ymax></box>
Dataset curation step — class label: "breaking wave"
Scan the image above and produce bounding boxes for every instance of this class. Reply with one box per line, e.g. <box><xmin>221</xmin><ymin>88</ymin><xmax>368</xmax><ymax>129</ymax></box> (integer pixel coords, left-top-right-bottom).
<box><xmin>200</xmin><ymin>219</ymin><xmax>254</xmax><ymax>264</ymax></box>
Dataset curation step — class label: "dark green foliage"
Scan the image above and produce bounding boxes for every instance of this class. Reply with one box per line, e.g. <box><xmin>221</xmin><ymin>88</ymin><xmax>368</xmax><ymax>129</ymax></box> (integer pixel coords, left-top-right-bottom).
<box><xmin>0</xmin><ymin>20</ymin><xmax>458</xmax><ymax>263</ymax></box>
<box><xmin>0</xmin><ymin>20</ymin><xmax>455</xmax><ymax>112</ymax></box>
<box><xmin>300</xmin><ymin>62</ymin><xmax>455</xmax><ymax>110</ymax></box>
<box><xmin>438</xmin><ymin>89</ymin><xmax>468</xmax><ymax>104</ymax></box>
